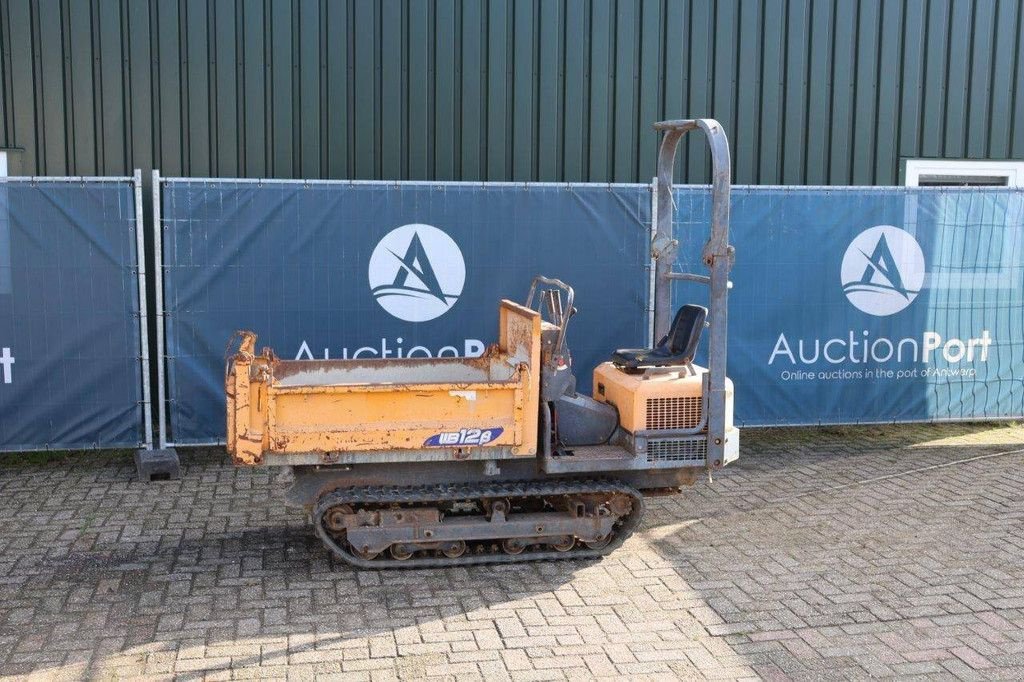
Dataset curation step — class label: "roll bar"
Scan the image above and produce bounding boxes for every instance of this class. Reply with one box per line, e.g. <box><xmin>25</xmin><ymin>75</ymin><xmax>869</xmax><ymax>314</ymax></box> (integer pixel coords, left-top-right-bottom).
<box><xmin>525</xmin><ymin>275</ymin><xmax>575</xmax><ymax>357</ymax></box>
<box><xmin>652</xmin><ymin>119</ymin><xmax>734</xmax><ymax>468</ymax></box>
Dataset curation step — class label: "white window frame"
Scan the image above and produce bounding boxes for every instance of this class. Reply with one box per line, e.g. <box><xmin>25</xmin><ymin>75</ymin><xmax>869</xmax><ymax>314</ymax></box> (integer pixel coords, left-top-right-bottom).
<box><xmin>904</xmin><ymin>159</ymin><xmax>1024</xmax><ymax>187</ymax></box>
<box><xmin>0</xmin><ymin>151</ymin><xmax>8</xmax><ymax>296</ymax></box>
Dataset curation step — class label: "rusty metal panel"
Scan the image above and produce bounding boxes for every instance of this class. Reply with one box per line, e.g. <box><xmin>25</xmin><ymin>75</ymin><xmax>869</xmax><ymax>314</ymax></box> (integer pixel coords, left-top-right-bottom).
<box><xmin>225</xmin><ymin>301</ymin><xmax>540</xmax><ymax>466</ymax></box>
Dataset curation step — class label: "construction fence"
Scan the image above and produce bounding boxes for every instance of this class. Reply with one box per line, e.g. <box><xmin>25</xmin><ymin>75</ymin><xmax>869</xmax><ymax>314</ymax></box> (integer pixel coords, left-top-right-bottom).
<box><xmin>0</xmin><ymin>174</ymin><xmax>149</xmax><ymax>451</ymax></box>
<box><xmin>0</xmin><ymin>175</ymin><xmax>1021</xmax><ymax>451</ymax></box>
<box><xmin>673</xmin><ymin>187</ymin><xmax>1024</xmax><ymax>425</ymax></box>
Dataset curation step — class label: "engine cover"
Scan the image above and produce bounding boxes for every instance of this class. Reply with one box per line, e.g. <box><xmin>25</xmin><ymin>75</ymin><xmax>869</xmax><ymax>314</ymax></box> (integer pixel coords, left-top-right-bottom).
<box><xmin>591</xmin><ymin>362</ymin><xmax>734</xmax><ymax>435</ymax></box>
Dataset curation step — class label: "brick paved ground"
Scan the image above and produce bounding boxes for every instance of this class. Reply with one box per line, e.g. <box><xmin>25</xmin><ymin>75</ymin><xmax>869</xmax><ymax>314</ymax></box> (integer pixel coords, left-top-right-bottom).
<box><xmin>0</xmin><ymin>422</ymin><xmax>1022</xmax><ymax>680</ymax></box>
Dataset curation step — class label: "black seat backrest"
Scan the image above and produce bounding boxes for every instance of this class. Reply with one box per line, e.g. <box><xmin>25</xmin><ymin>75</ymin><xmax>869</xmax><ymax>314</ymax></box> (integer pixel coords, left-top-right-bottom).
<box><xmin>664</xmin><ymin>304</ymin><xmax>708</xmax><ymax>361</ymax></box>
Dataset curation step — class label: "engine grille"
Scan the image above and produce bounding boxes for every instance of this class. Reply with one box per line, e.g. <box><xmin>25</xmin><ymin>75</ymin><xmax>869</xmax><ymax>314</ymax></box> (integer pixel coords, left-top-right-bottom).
<box><xmin>646</xmin><ymin>438</ymin><xmax>707</xmax><ymax>463</ymax></box>
<box><xmin>645</xmin><ymin>396</ymin><xmax>702</xmax><ymax>430</ymax></box>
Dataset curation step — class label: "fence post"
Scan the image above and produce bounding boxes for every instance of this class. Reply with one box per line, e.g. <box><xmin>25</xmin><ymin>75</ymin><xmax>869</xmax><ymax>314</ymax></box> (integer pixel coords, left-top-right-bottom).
<box><xmin>152</xmin><ymin>170</ymin><xmax>168</xmax><ymax>450</ymax></box>
<box><xmin>134</xmin><ymin>169</ymin><xmax>181</xmax><ymax>482</ymax></box>
<box><xmin>132</xmin><ymin>170</ymin><xmax>153</xmax><ymax>450</ymax></box>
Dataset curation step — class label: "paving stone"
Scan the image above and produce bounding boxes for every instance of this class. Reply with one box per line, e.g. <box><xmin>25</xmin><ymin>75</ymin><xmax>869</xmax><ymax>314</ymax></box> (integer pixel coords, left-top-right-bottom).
<box><xmin>0</xmin><ymin>423</ymin><xmax>1021</xmax><ymax>679</ymax></box>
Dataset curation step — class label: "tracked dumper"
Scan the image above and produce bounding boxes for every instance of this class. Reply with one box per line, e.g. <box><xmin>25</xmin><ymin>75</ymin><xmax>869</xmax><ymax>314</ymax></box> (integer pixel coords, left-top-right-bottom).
<box><xmin>226</xmin><ymin>120</ymin><xmax>738</xmax><ymax>567</ymax></box>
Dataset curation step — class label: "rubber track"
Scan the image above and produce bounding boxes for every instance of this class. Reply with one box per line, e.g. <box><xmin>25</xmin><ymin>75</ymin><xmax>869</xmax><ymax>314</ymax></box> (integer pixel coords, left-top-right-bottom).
<box><xmin>312</xmin><ymin>478</ymin><xmax>645</xmax><ymax>569</ymax></box>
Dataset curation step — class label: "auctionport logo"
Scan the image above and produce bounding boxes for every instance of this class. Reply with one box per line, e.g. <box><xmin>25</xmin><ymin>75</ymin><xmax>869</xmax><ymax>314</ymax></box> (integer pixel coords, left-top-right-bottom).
<box><xmin>368</xmin><ymin>224</ymin><xmax>466</xmax><ymax>322</ymax></box>
<box><xmin>769</xmin><ymin>223</ymin><xmax>993</xmax><ymax>381</ymax></box>
<box><xmin>840</xmin><ymin>225</ymin><xmax>925</xmax><ymax>316</ymax></box>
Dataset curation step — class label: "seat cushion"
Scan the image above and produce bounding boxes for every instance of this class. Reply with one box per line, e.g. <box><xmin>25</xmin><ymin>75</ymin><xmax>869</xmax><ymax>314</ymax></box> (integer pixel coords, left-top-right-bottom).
<box><xmin>611</xmin><ymin>346</ymin><xmax>685</xmax><ymax>368</ymax></box>
<box><xmin>612</xmin><ymin>304</ymin><xmax>707</xmax><ymax>369</ymax></box>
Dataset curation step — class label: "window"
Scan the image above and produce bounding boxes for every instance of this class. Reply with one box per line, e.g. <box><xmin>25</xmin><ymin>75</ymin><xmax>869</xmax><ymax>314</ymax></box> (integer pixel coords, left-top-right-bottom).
<box><xmin>0</xmin><ymin>151</ymin><xmax>7</xmax><ymax>177</ymax></box>
<box><xmin>901</xmin><ymin>158</ymin><xmax>1022</xmax><ymax>297</ymax></box>
<box><xmin>904</xmin><ymin>159</ymin><xmax>1024</xmax><ymax>187</ymax></box>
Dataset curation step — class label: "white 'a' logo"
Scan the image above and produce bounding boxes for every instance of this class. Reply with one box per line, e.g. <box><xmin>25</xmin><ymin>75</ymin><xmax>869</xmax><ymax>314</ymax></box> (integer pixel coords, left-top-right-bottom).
<box><xmin>368</xmin><ymin>224</ymin><xmax>466</xmax><ymax>322</ymax></box>
<box><xmin>841</xmin><ymin>225</ymin><xmax>925</xmax><ymax>316</ymax></box>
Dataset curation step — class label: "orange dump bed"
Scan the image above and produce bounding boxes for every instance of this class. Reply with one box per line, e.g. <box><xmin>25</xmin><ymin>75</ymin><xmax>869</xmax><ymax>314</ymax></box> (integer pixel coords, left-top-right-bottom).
<box><xmin>226</xmin><ymin>301</ymin><xmax>540</xmax><ymax>466</ymax></box>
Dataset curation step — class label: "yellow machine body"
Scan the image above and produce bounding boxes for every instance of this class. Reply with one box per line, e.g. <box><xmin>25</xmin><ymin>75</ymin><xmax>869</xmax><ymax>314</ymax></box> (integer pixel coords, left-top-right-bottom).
<box><xmin>592</xmin><ymin>362</ymin><xmax>734</xmax><ymax>434</ymax></box>
<box><xmin>226</xmin><ymin>300</ymin><xmax>541</xmax><ymax>465</ymax></box>
<box><xmin>592</xmin><ymin>362</ymin><xmax>738</xmax><ymax>467</ymax></box>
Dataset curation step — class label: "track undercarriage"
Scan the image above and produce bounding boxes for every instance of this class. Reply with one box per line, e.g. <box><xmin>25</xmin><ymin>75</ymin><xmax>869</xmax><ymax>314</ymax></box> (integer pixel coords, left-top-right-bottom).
<box><xmin>312</xmin><ymin>478</ymin><xmax>644</xmax><ymax>568</ymax></box>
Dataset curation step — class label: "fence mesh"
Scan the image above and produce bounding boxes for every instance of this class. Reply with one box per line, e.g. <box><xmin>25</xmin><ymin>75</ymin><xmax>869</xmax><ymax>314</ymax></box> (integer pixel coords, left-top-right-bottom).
<box><xmin>153</xmin><ymin>180</ymin><xmax>1023</xmax><ymax>444</ymax></box>
<box><xmin>673</xmin><ymin>187</ymin><xmax>1024</xmax><ymax>426</ymax></box>
<box><xmin>158</xmin><ymin>180</ymin><xmax>652</xmax><ymax>445</ymax></box>
<box><xmin>0</xmin><ymin>179</ymin><xmax>144</xmax><ymax>451</ymax></box>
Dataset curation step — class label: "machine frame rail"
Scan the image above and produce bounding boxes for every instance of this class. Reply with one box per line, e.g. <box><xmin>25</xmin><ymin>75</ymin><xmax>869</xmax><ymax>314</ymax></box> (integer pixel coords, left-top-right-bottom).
<box><xmin>313</xmin><ymin>478</ymin><xmax>645</xmax><ymax>569</ymax></box>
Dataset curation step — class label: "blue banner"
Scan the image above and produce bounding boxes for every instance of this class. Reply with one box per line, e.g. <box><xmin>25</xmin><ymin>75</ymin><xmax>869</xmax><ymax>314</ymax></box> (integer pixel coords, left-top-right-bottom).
<box><xmin>161</xmin><ymin>180</ymin><xmax>1024</xmax><ymax>442</ymax></box>
<box><xmin>0</xmin><ymin>179</ymin><xmax>144</xmax><ymax>451</ymax></box>
<box><xmin>161</xmin><ymin>181</ymin><xmax>652</xmax><ymax>444</ymax></box>
<box><xmin>674</xmin><ymin>187</ymin><xmax>1024</xmax><ymax>425</ymax></box>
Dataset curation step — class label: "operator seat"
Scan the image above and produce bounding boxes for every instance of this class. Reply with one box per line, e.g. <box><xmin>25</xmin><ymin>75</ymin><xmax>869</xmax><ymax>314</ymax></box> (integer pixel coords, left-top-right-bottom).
<box><xmin>611</xmin><ymin>304</ymin><xmax>708</xmax><ymax>370</ymax></box>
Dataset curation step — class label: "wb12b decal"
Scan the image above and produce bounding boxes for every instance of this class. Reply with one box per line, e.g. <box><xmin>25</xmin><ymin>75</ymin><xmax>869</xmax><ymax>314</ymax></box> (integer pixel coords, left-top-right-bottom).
<box><xmin>424</xmin><ymin>427</ymin><xmax>504</xmax><ymax>447</ymax></box>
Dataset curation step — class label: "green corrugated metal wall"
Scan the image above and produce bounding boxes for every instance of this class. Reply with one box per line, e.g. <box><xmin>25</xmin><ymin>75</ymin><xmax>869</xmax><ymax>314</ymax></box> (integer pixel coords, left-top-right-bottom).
<box><xmin>1</xmin><ymin>0</ymin><xmax>1022</xmax><ymax>185</ymax></box>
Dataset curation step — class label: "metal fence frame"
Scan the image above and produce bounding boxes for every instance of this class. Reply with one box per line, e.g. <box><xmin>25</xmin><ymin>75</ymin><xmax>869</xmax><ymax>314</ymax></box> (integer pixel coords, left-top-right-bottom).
<box><xmin>668</xmin><ymin>183</ymin><xmax>1024</xmax><ymax>427</ymax></box>
<box><xmin>152</xmin><ymin>176</ymin><xmax>656</xmax><ymax>448</ymax></box>
<box><xmin>150</xmin><ymin>177</ymin><xmax>1023</xmax><ymax>447</ymax></box>
<box><xmin>152</xmin><ymin>171</ymin><xmax>168</xmax><ymax>450</ymax></box>
<box><xmin>132</xmin><ymin>170</ymin><xmax>153</xmax><ymax>450</ymax></box>
<box><xmin>0</xmin><ymin>173</ymin><xmax>151</xmax><ymax>451</ymax></box>
<box><xmin>0</xmin><ymin>174</ymin><xmax>1013</xmax><ymax>451</ymax></box>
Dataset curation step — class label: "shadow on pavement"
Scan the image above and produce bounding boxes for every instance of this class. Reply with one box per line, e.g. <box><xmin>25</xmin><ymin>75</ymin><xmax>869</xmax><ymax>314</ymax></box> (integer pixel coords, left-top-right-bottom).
<box><xmin>0</xmin><ymin>447</ymin><xmax>617</xmax><ymax>678</ymax></box>
<box><xmin>637</xmin><ymin>422</ymin><xmax>1024</xmax><ymax>678</ymax></box>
